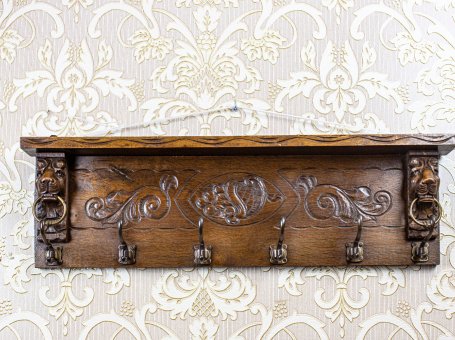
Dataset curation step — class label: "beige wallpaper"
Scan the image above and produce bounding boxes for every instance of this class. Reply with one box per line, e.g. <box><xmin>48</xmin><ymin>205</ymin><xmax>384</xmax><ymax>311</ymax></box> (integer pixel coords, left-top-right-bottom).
<box><xmin>0</xmin><ymin>0</ymin><xmax>455</xmax><ymax>339</ymax></box>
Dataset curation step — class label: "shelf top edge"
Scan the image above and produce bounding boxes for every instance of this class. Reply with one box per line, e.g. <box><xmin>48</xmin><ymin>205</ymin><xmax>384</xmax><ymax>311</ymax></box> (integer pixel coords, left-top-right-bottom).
<box><xmin>20</xmin><ymin>134</ymin><xmax>455</xmax><ymax>156</ymax></box>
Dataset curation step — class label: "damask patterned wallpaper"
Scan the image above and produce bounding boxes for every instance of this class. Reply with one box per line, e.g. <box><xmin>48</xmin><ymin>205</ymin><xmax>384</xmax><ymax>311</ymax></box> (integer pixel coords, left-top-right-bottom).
<box><xmin>0</xmin><ymin>0</ymin><xmax>455</xmax><ymax>339</ymax></box>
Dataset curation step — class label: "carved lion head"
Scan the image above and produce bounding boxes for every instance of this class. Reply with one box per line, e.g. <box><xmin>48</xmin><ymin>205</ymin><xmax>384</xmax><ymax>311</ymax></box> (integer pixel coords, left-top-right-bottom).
<box><xmin>36</xmin><ymin>158</ymin><xmax>66</xmax><ymax>195</ymax></box>
<box><xmin>409</xmin><ymin>156</ymin><xmax>439</xmax><ymax>204</ymax></box>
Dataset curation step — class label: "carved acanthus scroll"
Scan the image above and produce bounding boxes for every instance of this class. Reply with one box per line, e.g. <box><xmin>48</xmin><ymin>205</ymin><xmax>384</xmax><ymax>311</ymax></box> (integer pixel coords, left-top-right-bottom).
<box><xmin>85</xmin><ymin>174</ymin><xmax>178</xmax><ymax>226</ymax></box>
<box><xmin>295</xmin><ymin>175</ymin><xmax>392</xmax><ymax>224</ymax></box>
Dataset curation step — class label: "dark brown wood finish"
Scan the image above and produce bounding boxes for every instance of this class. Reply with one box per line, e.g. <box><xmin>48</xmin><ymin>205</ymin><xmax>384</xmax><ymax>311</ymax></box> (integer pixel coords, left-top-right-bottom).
<box><xmin>21</xmin><ymin>134</ymin><xmax>455</xmax><ymax>156</ymax></box>
<box><xmin>22</xmin><ymin>134</ymin><xmax>455</xmax><ymax>268</ymax></box>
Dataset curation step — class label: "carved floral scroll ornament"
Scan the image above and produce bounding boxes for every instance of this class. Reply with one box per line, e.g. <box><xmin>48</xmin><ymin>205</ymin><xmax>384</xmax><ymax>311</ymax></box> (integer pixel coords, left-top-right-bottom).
<box><xmin>85</xmin><ymin>174</ymin><xmax>178</xmax><ymax>225</ymax></box>
<box><xmin>190</xmin><ymin>174</ymin><xmax>284</xmax><ymax>225</ymax></box>
<box><xmin>295</xmin><ymin>175</ymin><xmax>392</xmax><ymax>223</ymax></box>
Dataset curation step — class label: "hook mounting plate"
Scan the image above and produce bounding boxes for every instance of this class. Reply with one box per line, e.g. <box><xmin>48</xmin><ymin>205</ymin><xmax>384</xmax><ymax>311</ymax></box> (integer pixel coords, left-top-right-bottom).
<box><xmin>346</xmin><ymin>242</ymin><xmax>364</xmax><ymax>263</ymax></box>
<box><xmin>411</xmin><ymin>242</ymin><xmax>429</xmax><ymax>263</ymax></box>
<box><xmin>270</xmin><ymin>244</ymin><xmax>288</xmax><ymax>265</ymax></box>
<box><xmin>45</xmin><ymin>245</ymin><xmax>63</xmax><ymax>266</ymax></box>
<box><xmin>118</xmin><ymin>244</ymin><xmax>137</xmax><ymax>265</ymax></box>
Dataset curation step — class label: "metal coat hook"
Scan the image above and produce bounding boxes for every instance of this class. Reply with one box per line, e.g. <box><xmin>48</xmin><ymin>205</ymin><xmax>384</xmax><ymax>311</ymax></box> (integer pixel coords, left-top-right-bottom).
<box><xmin>410</xmin><ymin>198</ymin><xmax>442</xmax><ymax>263</ymax></box>
<box><xmin>346</xmin><ymin>217</ymin><xmax>364</xmax><ymax>263</ymax></box>
<box><xmin>270</xmin><ymin>217</ymin><xmax>288</xmax><ymax>264</ymax></box>
<box><xmin>40</xmin><ymin>220</ymin><xmax>63</xmax><ymax>266</ymax></box>
<box><xmin>117</xmin><ymin>220</ymin><xmax>136</xmax><ymax>265</ymax></box>
<box><xmin>194</xmin><ymin>217</ymin><xmax>212</xmax><ymax>265</ymax></box>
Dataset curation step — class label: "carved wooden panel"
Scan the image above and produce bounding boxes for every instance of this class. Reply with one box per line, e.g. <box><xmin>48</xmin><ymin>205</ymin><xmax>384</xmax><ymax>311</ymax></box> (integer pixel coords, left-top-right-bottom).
<box><xmin>21</xmin><ymin>135</ymin><xmax>455</xmax><ymax>268</ymax></box>
<box><xmin>39</xmin><ymin>155</ymin><xmax>406</xmax><ymax>267</ymax></box>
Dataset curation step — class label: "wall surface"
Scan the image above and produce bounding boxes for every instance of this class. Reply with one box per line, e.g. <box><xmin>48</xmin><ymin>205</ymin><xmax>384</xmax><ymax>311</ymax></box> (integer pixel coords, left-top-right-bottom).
<box><xmin>0</xmin><ymin>0</ymin><xmax>455</xmax><ymax>339</ymax></box>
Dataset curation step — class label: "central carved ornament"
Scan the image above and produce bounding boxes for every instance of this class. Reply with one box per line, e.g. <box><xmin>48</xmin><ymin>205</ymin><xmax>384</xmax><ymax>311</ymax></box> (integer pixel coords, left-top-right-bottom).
<box><xmin>190</xmin><ymin>174</ymin><xmax>285</xmax><ymax>225</ymax></box>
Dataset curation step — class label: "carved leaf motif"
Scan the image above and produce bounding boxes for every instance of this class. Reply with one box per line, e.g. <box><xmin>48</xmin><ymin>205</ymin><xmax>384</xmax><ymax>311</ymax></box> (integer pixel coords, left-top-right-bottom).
<box><xmin>296</xmin><ymin>175</ymin><xmax>392</xmax><ymax>223</ymax></box>
<box><xmin>85</xmin><ymin>175</ymin><xmax>178</xmax><ymax>225</ymax></box>
<box><xmin>191</xmin><ymin>174</ymin><xmax>284</xmax><ymax>225</ymax></box>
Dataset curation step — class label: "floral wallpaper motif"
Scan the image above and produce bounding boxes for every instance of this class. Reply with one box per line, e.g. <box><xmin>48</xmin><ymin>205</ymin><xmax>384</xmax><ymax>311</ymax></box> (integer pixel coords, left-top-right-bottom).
<box><xmin>0</xmin><ymin>0</ymin><xmax>455</xmax><ymax>339</ymax></box>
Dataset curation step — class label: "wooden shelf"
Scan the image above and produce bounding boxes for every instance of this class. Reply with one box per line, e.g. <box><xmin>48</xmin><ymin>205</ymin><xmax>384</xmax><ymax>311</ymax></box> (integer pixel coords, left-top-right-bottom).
<box><xmin>21</xmin><ymin>134</ymin><xmax>455</xmax><ymax>156</ymax></box>
<box><xmin>22</xmin><ymin>134</ymin><xmax>455</xmax><ymax>268</ymax></box>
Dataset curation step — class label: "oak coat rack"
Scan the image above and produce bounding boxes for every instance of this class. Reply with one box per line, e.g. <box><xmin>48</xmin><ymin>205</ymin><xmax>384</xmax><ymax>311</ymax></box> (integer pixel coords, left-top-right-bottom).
<box><xmin>20</xmin><ymin>134</ymin><xmax>455</xmax><ymax>268</ymax></box>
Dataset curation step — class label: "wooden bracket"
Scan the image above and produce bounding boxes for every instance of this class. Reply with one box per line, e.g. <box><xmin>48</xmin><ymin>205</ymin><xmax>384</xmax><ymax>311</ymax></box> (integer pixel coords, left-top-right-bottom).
<box><xmin>33</xmin><ymin>153</ymin><xmax>70</xmax><ymax>266</ymax></box>
<box><xmin>406</xmin><ymin>151</ymin><xmax>440</xmax><ymax>240</ymax></box>
<box><xmin>21</xmin><ymin>134</ymin><xmax>455</xmax><ymax>268</ymax></box>
<box><xmin>34</xmin><ymin>153</ymin><xmax>70</xmax><ymax>242</ymax></box>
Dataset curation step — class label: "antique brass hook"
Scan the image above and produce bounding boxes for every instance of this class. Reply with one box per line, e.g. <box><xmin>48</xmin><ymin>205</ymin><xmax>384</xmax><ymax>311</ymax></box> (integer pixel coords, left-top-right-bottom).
<box><xmin>270</xmin><ymin>217</ymin><xmax>288</xmax><ymax>265</ymax></box>
<box><xmin>193</xmin><ymin>217</ymin><xmax>212</xmax><ymax>265</ymax></box>
<box><xmin>117</xmin><ymin>220</ymin><xmax>136</xmax><ymax>265</ymax></box>
<box><xmin>410</xmin><ymin>198</ymin><xmax>442</xmax><ymax>263</ymax></box>
<box><xmin>346</xmin><ymin>217</ymin><xmax>364</xmax><ymax>263</ymax></box>
<box><xmin>40</xmin><ymin>219</ymin><xmax>63</xmax><ymax>266</ymax></box>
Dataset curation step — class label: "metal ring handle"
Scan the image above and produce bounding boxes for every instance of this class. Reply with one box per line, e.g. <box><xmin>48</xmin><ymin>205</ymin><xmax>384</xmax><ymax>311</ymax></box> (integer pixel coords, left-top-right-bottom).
<box><xmin>32</xmin><ymin>195</ymin><xmax>67</xmax><ymax>225</ymax></box>
<box><xmin>409</xmin><ymin>197</ymin><xmax>442</xmax><ymax>227</ymax></box>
